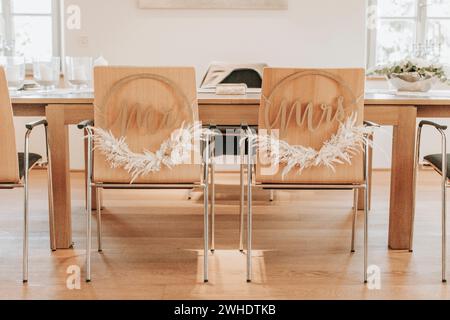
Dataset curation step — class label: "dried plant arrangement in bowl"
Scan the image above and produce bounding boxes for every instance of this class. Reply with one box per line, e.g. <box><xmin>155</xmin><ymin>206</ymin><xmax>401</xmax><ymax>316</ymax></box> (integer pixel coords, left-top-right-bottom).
<box><xmin>369</xmin><ymin>58</ymin><xmax>450</xmax><ymax>92</ymax></box>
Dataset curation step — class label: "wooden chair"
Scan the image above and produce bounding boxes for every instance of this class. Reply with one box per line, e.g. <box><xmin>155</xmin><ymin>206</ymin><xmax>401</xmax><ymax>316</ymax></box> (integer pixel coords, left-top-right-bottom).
<box><xmin>78</xmin><ymin>66</ymin><xmax>212</xmax><ymax>282</ymax></box>
<box><xmin>243</xmin><ymin>68</ymin><xmax>376</xmax><ymax>283</ymax></box>
<box><xmin>0</xmin><ymin>67</ymin><xmax>55</xmax><ymax>283</ymax></box>
<box><xmin>413</xmin><ymin>120</ymin><xmax>449</xmax><ymax>282</ymax></box>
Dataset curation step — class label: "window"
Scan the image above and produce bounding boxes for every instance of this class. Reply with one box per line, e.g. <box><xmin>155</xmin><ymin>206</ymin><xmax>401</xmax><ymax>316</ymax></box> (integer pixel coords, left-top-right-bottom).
<box><xmin>0</xmin><ymin>0</ymin><xmax>60</xmax><ymax>61</ymax></box>
<box><xmin>367</xmin><ymin>0</ymin><xmax>450</xmax><ymax>67</ymax></box>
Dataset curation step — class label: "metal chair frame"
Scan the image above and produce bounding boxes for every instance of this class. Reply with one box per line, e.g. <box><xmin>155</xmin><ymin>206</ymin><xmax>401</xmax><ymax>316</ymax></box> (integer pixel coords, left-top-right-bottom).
<box><xmin>0</xmin><ymin>119</ymin><xmax>55</xmax><ymax>283</ymax></box>
<box><xmin>79</xmin><ymin>120</ymin><xmax>212</xmax><ymax>283</ymax></box>
<box><xmin>204</xmin><ymin>125</ymin><xmax>277</xmax><ymax>253</ymax></box>
<box><xmin>242</xmin><ymin>122</ymin><xmax>377</xmax><ymax>284</ymax></box>
<box><xmin>412</xmin><ymin>120</ymin><xmax>448</xmax><ymax>283</ymax></box>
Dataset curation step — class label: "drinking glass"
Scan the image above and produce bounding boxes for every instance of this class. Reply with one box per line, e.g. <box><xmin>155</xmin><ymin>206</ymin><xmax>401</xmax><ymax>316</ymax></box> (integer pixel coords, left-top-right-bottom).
<box><xmin>33</xmin><ymin>57</ymin><xmax>61</xmax><ymax>91</ymax></box>
<box><xmin>0</xmin><ymin>56</ymin><xmax>26</xmax><ymax>91</ymax></box>
<box><xmin>65</xmin><ymin>56</ymin><xmax>93</xmax><ymax>89</ymax></box>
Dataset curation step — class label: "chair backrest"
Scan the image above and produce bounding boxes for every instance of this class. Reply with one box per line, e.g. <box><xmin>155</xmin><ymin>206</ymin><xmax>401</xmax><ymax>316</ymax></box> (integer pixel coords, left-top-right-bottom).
<box><xmin>0</xmin><ymin>67</ymin><xmax>19</xmax><ymax>183</ymax></box>
<box><xmin>93</xmin><ymin>66</ymin><xmax>202</xmax><ymax>184</ymax></box>
<box><xmin>256</xmin><ymin>68</ymin><xmax>365</xmax><ymax>184</ymax></box>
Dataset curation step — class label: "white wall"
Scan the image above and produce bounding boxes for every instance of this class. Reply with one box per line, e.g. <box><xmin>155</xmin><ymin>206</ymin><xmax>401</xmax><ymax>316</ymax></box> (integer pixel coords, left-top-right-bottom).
<box><xmin>64</xmin><ymin>0</ymin><xmax>367</xmax><ymax>78</ymax></box>
<box><xmin>16</xmin><ymin>0</ymin><xmax>369</xmax><ymax>170</ymax></box>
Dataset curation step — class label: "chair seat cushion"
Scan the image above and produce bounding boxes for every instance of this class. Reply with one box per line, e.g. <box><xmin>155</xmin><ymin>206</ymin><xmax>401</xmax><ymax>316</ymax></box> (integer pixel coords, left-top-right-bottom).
<box><xmin>18</xmin><ymin>153</ymin><xmax>42</xmax><ymax>179</ymax></box>
<box><xmin>424</xmin><ymin>154</ymin><xmax>450</xmax><ymax>179</ymax></box>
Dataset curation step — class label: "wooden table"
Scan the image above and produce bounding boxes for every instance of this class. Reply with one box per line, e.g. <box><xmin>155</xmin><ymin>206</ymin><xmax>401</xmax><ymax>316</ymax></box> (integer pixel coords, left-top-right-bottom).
<box><xmin>11</xmin><ymin>90</ymin><xmax>450</xmax><ymax>250</ymax></box>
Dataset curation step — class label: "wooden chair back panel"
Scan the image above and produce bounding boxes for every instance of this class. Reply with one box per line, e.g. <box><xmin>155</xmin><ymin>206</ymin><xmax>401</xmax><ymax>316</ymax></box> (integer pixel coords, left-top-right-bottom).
<box><xmin>256</xmin><ymin>68</ymin><xmax>365</xmax><ymax>184</ymax></box>
<box><xmin>93</xmin><ymin>67</ymin><xmax>201</xmax><ymax>184</ymax></box>
<box><xmin>0</xmin><ymin>67</ymin><xmax>19</xmax><ymax>183</ymax></box>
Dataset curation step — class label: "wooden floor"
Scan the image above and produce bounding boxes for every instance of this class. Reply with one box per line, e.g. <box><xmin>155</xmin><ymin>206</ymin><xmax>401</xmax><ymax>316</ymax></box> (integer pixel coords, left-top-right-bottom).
<box><xmin>1</xmin><ymin>169</ymin><xmax>449</xmax><ymax>300</ymax></box>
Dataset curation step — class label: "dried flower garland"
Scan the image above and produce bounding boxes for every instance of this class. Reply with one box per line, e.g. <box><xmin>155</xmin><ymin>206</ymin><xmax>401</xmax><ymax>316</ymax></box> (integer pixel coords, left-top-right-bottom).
<box><xmin>244</xmin><ymin>114</ymin><xmax>374</xmax><ymax>178</ymax></box>
<box><xmin>90</xmin><ymin>114</ymin><xmax>373</xmax><ymax>182</ymax></box>
<box><xmin>89</xmin><ymin>122</ymin><xmax>214</xmax><ymax>182</ymax></box>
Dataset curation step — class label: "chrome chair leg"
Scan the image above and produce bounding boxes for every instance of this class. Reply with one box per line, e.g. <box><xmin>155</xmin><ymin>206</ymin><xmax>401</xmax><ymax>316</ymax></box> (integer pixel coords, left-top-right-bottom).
<box><xmin>239</xmin><ymin>141</ymin><xmax>245</xmax><ymax>253</ymax></box>
<box><xmin>23</xmin><ymin>175</ymin><xmax>30</xmax><ymax>283</ymax></box>
<box><xmin>351</xmin><ymin>188</ymin><xmax>359</xmax><ymax>253</ymax></box>
<box><xmin>441</xmin><ymin>136</ymin><xmax>447</xmax><ymax>283</ymax></box>
<box><xmin>96</xmin><ymin>187</ymin><xmax>103</xmax><ymax>253</ymax></box>
<box><xmin>269</xmin><ymin>190</ymin><xmax>274</xmax><ymax>202</ymax></box>
<box><xmin>203</xmin><ymin>183</ymin><xmax>209</xmax><ymax>283</ymax></box>
<box><xmin>23</xmin><ymin>131</ymin><xmax>31</xmax><ymax>283</ymax></box>
<box><xmin>247</xmin><ymin>142</ymin><xmax>253</xmax><ymax>283</ymax></box>
<box><xmin>442</xmin><ymin>182</ymin><xmax>447</xmax><ymax>283</ymax></box>
<box><xmin>364</xmin><ymin>186</ymin><xmax>369</xmax><ymax>284</ymax></box>
<box><xmin>364</xmin><ymin>140</ymin><xmax>370</xmax><ymax>284</ymax></box>
<box><xmin>86</xmin><ymin>132</ymin><xmax>93</xmax><ymax>282</ymax></box>
<box><xmin>203</xmin><ymin>135</ymin><xmax>210</xmax><ymax>283</ymax></box>
<box><xmin>210</xmin><ymin>162</ymin><xmax>216</xmax><ymax>253</ymax></box>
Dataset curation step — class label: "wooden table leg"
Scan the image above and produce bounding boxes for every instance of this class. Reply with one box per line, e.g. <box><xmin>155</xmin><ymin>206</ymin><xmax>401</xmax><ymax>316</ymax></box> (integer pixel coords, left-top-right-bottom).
<box><xmin>46</xmin><ymin>105</ymin><xmax>73</xmax><ymax>249</ymax></box>
<box><xmin>388</xmin><ymin>106</ymin><xmax>417</xmax><ymax>250</ymax></box>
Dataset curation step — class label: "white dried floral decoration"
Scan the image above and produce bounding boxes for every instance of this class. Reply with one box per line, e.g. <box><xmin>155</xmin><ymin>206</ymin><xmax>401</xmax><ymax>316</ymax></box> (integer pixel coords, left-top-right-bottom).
<box><xmin>89</xmin><ymin>122</ymin><xmax>215</xmax><ymax>183</ymax></box>
<box><xmin>244</xmin><ymin>113</ymin><xmax>374</xmax><ymax>178</ymax></box>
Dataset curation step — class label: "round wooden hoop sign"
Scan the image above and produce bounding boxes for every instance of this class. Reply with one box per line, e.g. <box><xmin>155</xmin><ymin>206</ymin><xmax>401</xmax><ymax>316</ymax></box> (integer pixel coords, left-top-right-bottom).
<box><xmin>95</xmin><ymin>73</ymin><xmax>195</xmax><ymax>128</ymax></box>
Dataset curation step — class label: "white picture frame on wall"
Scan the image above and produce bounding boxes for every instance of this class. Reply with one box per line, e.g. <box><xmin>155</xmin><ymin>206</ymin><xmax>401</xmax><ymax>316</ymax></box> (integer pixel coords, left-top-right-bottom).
<box><xmin>138</xmin><ymin>0</ymin><xmax>288</xmax><ymax>10</ymax></box>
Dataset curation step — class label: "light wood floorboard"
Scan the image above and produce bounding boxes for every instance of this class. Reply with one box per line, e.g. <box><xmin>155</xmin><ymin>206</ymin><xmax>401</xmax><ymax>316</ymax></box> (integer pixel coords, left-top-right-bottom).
<box><xmin>0</xmin><ymin>170</ymin><xmax>449</xmax><ymax>300</ymax></box>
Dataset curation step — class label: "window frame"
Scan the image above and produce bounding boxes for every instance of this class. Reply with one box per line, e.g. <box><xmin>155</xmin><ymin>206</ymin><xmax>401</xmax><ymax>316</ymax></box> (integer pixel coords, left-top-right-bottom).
<box><xmin>367</xmin><ymin>0</ymin><xmax>450</xmax><ymax>68</ymax></box>
<box><xmin>1</xmin><ymin>0</ymin><xmax>61</xmax><ymax>62</ymax></box>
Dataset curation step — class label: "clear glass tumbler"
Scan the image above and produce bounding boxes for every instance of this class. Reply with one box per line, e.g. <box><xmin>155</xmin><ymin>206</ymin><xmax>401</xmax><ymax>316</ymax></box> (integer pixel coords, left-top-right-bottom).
<box><xmin>0</xmin><ymin>56</ymin><xmax>26</xmax><ymax>91</ymax></box>
<box><xmin>33</xmin><ymin>57</ymin><xmax>61</xmax><ymax>91</ymax></box>
<box><xmin>65</xmin><ymin>56</ymin><xmax>93</xmax><ymax>89</ymax></box>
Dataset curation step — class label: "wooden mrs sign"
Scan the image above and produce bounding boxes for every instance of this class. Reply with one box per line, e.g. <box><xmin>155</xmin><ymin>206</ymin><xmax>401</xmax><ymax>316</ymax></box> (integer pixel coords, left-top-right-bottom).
<box><xmin>93</xmin><ymin>66</ymin><xmax>202</xmax><ymax>184</ymax></box>
<box><xmin>257</xmin><ymin>68</ymin><xmax>366</xmax><ymax>184</ymax></box>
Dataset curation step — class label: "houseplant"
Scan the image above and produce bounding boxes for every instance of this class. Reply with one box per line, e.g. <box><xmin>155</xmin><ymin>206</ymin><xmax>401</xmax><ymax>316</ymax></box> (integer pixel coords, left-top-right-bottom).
<box><xmin>369</xmin><ymin>58</ymin><xmax>450</xmax><ymax>92</ymax></box>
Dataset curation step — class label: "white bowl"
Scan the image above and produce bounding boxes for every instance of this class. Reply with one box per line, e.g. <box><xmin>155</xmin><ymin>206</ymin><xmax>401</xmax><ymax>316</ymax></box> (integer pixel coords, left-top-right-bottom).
<box><xmin>387</xmin><ymin>73</ymin><xmax>437</xmax><ymax>92</ymax></box>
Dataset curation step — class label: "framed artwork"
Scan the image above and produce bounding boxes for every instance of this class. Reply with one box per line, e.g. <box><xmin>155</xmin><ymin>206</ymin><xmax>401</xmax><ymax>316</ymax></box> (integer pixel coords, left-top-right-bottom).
<box><xmin>138</xmin><ymin>0</ymin><xmax>288</xmax><ymax>10</ymax></box>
